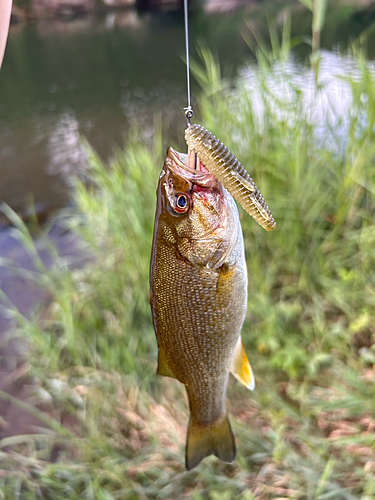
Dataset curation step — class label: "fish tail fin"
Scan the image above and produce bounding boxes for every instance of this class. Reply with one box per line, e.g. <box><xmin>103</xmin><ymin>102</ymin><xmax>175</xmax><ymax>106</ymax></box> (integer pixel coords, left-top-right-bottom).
<box><xmin>185</xmin><ymin>415</ymin><xmax>236</xmax><ymax>470</ymax></box>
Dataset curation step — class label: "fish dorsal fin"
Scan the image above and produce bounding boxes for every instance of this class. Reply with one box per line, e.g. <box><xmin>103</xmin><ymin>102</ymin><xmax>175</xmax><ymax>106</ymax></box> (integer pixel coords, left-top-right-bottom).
<box><xmin>230</xmin><ymin>338</ymin><xmax>255</xmax><ymax>391</ymax></box>
<box><xmin>157</xmin><ymin>348</ymin><xmax>177</xmax><ymax>379</ymax></box>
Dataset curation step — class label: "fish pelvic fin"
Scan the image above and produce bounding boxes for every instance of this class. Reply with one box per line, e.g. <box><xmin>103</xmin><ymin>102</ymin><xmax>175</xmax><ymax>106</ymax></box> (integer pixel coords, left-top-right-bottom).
<box><xmin>230</xmin><ymin>337</ymin><xmax>255</xmax><ymax>391</ymax></box>
<box><xmin>185</xmin><ymin>415</ymin><xmax>236</xmax><ymax>470</ymax></box>
<box><xmin>157</xmin><ymin>348</ymin><xmax>177</xmax><ymax>379</ymax></box>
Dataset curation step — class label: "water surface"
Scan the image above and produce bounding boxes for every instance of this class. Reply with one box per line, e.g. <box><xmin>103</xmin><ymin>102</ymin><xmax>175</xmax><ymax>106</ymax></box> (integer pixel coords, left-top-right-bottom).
<box><xmin>0</xmin><ymin>2</ymin><xmax>374</xmax><ymax>213</ymax></box>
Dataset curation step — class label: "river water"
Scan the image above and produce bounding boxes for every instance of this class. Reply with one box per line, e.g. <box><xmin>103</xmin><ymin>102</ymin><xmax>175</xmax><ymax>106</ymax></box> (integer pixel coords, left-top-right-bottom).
<box><xmin>0</xmin><ymin>1</ymin><xmax>374</xmax><ymax>214</ymax></box>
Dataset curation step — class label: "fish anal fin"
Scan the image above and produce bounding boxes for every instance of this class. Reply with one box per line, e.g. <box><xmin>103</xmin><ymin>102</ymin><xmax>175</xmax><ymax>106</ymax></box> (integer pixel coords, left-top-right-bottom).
<box><xmin>230</xmin><ymin>338</ymin><xmax>255</xmax><ymax>391</ymax></box>
<box><xmin>186</xmin><ymin>415</ymin><xmax>236</xmax><ymax>470</ymax></box>
<box><xmin>157</xmin><ymin>349</ymin><xmax>177</xmax><ymax>379</ymax></box>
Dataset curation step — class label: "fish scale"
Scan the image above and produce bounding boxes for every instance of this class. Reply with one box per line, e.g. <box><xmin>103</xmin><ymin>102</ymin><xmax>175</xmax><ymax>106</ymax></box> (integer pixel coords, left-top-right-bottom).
<box><xmin>150</xmin><ymin>149</ymin><xmax>254</xmax><ymax>469</ymax></box>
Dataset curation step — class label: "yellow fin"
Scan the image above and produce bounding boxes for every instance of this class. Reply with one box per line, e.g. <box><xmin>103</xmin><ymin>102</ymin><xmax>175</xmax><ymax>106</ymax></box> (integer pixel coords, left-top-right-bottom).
<box><xmin>157</xmin><ymin>349</ymin><xmax>177</xmax><ymax>379</ymax></box>
<box><xmin>230</xmin><ymin>338</ymin><xmax>255</xmax><ymax>391</ymax></box>
<box><xmin>186</xmin><ymin>415</ymin><xmax>235</xmax><ymax>470</ymax></box>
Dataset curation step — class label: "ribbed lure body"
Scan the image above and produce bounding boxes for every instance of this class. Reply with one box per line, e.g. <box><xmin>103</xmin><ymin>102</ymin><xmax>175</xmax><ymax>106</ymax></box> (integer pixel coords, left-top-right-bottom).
<box><xmin>185</xmin><ymin>124</ymin><xmax>276</xmax><ymax>231</ymax></box>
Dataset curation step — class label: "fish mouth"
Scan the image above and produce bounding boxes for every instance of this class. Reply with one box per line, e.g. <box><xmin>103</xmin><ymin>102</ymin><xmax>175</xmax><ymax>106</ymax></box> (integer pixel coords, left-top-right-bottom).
<box><xmin>167</xmin><ymin>147</ymin><xmax>217</xmax><ymax>188</ymax></box>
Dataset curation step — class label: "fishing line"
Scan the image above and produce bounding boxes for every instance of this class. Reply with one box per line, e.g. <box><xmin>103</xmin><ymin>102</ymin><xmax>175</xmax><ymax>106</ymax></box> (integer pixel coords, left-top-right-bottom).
<box><xmin>183</xmin><ymin>0</ymin><xmax>193</xmax><ymax>126</ymax></box>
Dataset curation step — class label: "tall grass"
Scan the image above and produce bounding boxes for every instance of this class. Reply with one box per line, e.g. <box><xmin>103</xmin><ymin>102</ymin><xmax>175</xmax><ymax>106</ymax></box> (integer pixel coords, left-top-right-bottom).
<box><xmin>1</xmin><ymin>24</ymin><xmax>375</xmax><ymax>500</ymax></box>
<box><xmin>299</xmin><ymin>0</ymin><xmax>328</xmax><ymax>75</ymax></box>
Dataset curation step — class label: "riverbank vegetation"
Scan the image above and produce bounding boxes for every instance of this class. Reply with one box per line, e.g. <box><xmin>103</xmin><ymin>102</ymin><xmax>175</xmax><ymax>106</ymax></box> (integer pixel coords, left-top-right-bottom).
<box><xmin>1</xmin><ymin>17</ymin><xmax>375</xmax><ymax>500</ymax></box>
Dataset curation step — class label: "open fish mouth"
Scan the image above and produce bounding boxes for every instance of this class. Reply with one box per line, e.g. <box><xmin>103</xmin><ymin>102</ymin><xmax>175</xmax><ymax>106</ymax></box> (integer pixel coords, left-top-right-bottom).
<box><xmin>167</xmin><ymin>147</ymin><xmax>217</xmax><ymax>188</ymax></box>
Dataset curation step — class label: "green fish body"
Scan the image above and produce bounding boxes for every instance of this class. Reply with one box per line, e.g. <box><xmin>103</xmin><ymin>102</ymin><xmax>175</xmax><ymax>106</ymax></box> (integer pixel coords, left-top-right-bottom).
<box><xmin>150</xmin><ymin>147</ymin><xmax>254</xmax><ymax>470</ymax></box>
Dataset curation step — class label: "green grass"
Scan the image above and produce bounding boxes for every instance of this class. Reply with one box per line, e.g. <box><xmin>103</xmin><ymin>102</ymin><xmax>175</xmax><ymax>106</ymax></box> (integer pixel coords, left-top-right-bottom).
<box><xmin>1</xmin><ymin>22</ymin><xmax>375</xmax><ymax>500</ymax></box>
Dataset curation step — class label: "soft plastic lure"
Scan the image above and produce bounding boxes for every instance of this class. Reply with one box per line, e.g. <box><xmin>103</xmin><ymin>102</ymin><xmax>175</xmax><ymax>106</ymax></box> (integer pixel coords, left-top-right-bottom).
<box><xmin>185</xmin><ymin>124</ymin><xmax>276</xmax><ymax>232</ymax></box>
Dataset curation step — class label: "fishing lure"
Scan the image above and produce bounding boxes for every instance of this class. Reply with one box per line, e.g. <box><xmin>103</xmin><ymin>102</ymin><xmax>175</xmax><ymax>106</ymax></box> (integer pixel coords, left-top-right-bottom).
<box><xmin>185</xmin><ymin>124</ymin><xmax>276</xmax><ymax>232</ymax></box>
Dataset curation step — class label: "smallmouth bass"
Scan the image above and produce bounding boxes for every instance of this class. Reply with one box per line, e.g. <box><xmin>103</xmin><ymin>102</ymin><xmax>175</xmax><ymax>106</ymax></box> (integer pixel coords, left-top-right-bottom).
<box><xmin>150</xmin><ymin>147</ymin><xmax>255</xmax><ymax>470</ymax></box>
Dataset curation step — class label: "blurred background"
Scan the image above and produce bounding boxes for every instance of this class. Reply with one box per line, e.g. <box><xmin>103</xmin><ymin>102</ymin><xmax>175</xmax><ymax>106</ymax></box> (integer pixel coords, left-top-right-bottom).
<box><xmin>1</xmin><ymin>1</ymin><xmax>375</xmax><ymax>499</ymax></box>
<box><xmin>2</xmin><ymin>0</ymin><xmax>375</xmax><ymax>214</ymax></box>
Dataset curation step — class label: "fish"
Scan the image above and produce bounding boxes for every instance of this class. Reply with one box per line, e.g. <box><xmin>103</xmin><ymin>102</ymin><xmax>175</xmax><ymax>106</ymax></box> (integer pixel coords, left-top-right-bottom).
<box><xmin>185</xmin><ymin>124</ymin><xmax>276</xmax><ymax>231</ymax></box>
<box><xmin>149</xmin><ymin>146</ymin><xmax>255</xmax><ymax>470</ymax></box>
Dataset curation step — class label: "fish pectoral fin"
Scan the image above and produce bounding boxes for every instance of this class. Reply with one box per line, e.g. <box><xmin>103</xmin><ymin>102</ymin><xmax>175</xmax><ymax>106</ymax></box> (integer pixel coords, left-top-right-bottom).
<box><xmin>157</xmin><ymin>349</ymin><xmax>177</xmax><ymax>379</ymax></box>
<box><xmin>186</xmin><ymin>415</ymin><xmax>236</xmax><ymax>470</ymax></box>
<box><xmin>230</xmin><ymin>337</ymin><xmax>255</xmax><ymax>391</ymax></box>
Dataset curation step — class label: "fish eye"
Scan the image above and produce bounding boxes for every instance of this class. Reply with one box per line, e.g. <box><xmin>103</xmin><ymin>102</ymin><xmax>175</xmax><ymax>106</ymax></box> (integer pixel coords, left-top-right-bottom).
<box><xmin>174</xmin><ymin>193</ymin><xmax>190</xmax><ymax>214</ymax></box>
